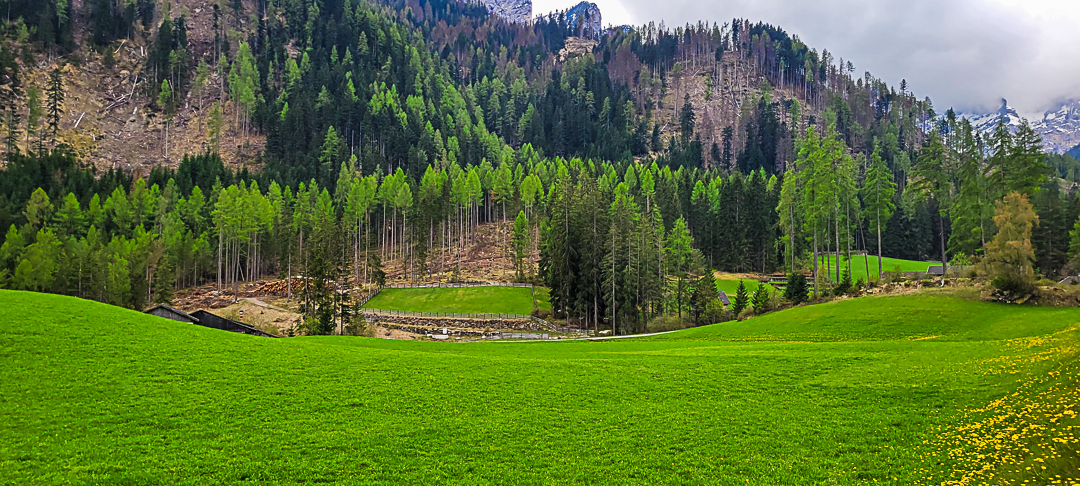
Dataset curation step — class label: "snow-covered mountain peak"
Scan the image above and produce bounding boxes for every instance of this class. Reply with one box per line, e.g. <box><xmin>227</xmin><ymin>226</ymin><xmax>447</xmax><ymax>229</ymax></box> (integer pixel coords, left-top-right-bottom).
<box><xmin>962</xmin><ymin>99</ymin><xmax>1080</xmax><ymax>154</ymax></box>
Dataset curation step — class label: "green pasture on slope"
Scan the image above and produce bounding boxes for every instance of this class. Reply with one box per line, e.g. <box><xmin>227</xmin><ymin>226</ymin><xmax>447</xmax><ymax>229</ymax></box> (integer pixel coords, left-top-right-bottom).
<box><xmin>816</xmin><ymin>254</ymin><xmax>935</xmax><ymax>283</ymax></box>
<box><xmin>361</xmin><ymin>286</ymin><xmax>534</xmax><ymax>314</ymax></box>
<box><xmin>2</xmin><ymin>290</ymin><xmax>1078</xmax><ymax>485</ymax></box>
<box><xmin>714</xmin><ymin>276</ymin><xmax>777</xmax><ymax>296</ymax></box>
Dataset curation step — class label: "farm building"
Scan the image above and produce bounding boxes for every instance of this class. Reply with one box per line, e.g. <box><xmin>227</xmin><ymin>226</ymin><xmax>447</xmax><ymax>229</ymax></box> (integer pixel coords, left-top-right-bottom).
<box><xmin>189</xmin><ymin>310</ymin><xmax>278</xmax><ymax>338</ymax></box>
<box><xmin>143</xmin><ymin>306</ymin><xmax>278</xmax><ymax>338</ymax></box>
<box><xmin>145</xmin><ymin>304</ymin><xmax>199</xmax><ymax>324</ymax></box>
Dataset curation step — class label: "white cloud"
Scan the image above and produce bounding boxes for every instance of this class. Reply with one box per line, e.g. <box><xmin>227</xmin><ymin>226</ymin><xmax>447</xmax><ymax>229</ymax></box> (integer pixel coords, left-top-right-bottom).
<box><xmin>535</xmin><ymin>0</ymin><xmax>1080</xmax><ymax>116</ymax></box>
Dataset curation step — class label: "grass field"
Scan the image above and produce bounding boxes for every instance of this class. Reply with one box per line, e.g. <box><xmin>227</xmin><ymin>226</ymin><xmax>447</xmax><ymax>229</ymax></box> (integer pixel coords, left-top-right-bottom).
<box><xmin>2</xmin><ymin>290</ymin><xmax>1078</xmax><ymax>484</ymax></box>
<box><xmin>361</xmin><ymin>286</ymin><xmax>534</xmax><ymax>314</ymax></box>
<box><xmin>817</xmin><ymin>254</ymin><xmax>935</xmax><ymax>283</ymax></box>
<box><xmin>714</xmin><ymin>274</ymin><xmax>777</xmax><ymax>296</ymax></box>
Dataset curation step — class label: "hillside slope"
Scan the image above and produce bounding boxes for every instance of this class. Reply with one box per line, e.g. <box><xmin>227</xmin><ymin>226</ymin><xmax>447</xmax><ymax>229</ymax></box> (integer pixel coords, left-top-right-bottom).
<box><xmin>2</xmin><ymin>289</ymin><xmax>1077</xmax><ymax>484</ymax></box>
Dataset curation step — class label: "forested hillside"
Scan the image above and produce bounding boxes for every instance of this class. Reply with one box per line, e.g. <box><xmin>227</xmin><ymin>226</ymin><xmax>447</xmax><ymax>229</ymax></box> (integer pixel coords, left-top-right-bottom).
<box><xmin>0</xmin><ymin>0</ymin><xmax>1077</xmax><ymax>332</ymax></box>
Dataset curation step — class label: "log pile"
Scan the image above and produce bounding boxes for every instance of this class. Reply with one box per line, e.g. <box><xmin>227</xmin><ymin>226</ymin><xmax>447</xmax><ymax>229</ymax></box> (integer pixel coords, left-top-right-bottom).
<box><xmin>249</xmin><ymin>277</ymin><xmax>310</xmax><ymax>296</ymax></box>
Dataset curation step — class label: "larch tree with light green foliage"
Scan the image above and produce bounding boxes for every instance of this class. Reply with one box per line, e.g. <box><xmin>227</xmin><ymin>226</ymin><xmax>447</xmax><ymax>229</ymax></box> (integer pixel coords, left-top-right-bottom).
<box><xmin>394</xmin><ymin>181</ymin><xmax>413</xmax><ymax>278</ymax></box>
<box><xmin>862</xmin><ymin>147</ymin><xmax>896</xmax><ymax>279</ymax></box>
<box><xmin>14</xmin><ymin>228</ymin><xmax>62</xmax><ymax>292</ymax></box>
<box><xmin>26</xmin><ymin>85</ymin><xmax>44</xmax><ymax>153</ymax></box>
<box><xmin>158</xmin><ymin>79</ymin><xmax>174</xmax><ymax>159</ymax></box>
<box><xmin>207</xmin><ymin>102</ymin><xmax>224</xmax><ymax>153</ymax></box>
<box><xmin>666</xmin><ymin>216</ymin><xmax>695</xmax><ymax>324</ymax></box>
<box><xmin>512</xmin><ymin>210</ymin><xmax>529</xmax><ymax>280</ymax></box>
<box><xmin>24</xmin><ymin>188</ymin><xmax>52</xmax><ymax>229</ymax></box>
<box><xmin>986</xmin><ymin>192</ymin><xmax>1039</xmax><ymax>284</ymax></box>
<box><xmin>798</xmin><ymin>125</ymin><xmax>831</xmax><ymax>295</ymax></box>
<box><xmin>55</xmin><ymin>192</ymin><xmax>85</xmax><ymax>237</ymax></box>
<box><xmin>777</xmin><ymin>169</ymin><xmax>798</xmax><ymax>273</ymax></box>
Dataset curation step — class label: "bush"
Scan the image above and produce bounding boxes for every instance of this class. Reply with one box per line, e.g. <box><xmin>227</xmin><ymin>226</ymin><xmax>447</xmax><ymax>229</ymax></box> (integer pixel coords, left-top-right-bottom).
<box><xmin>991</xmin><ymin>274</ymin><xmax>1035</xmax><ymax>301</ymax></box>
<box><xmin>784</xmin><ymin>273</ymin><xmax>809</xmax><ymax>305</ymax></box>
<box><xmin>344</xmin><ymin>313</ymin><xmax>374</xmax><ymax>337</ymax></box>
<box><xmin>647</xmin><ymin>315</ymin><xmax>703</xmax><ymax>333</ymax></box>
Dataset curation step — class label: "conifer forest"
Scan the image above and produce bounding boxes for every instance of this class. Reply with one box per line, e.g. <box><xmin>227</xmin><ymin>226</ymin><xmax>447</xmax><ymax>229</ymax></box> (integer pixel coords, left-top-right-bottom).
<box><xmin>0</xmin><ymin>0</ymin><xmax>1075</xmax><ymax>334</ymax></box>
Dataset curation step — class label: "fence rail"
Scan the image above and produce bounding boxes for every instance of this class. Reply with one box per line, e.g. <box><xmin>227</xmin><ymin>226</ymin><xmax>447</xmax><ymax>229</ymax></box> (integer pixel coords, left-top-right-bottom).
<box><xmin>362</xmin><ymin>308</ymin><xmax>534</xmax><ymax>320</ymax></box>
<box><xmin>382</xmin><ymin>282</ymin><xmax>533</xmax><ymax>289</ymax></box>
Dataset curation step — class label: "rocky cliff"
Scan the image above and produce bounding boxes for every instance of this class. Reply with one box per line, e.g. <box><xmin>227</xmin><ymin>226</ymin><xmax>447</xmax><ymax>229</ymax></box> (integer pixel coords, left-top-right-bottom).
<box><xmin>480</xmin><ymin>0</ymin><xmax>532</xmax><ymax>24</ymax></box>
<box><xmin>565</xmin><ymin>2</ymin><xmax>602</xmax><ymax>38</ymax></box>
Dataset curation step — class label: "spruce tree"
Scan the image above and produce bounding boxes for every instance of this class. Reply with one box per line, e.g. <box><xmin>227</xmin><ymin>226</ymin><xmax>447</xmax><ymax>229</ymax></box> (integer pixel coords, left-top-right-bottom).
<box><xmin>751</xmin><ymin>283</ymin><xmax>769</xmax><ymax>315</ymax></box>
<box><xmin>732</xmin><ymin>280</ymin><xmax>749</xmax><ymax>317</ymax></box>
<box><xmin>46</xmin><ymin>68</ymin><xmax>64</xmax><ymax>140</ymax></box>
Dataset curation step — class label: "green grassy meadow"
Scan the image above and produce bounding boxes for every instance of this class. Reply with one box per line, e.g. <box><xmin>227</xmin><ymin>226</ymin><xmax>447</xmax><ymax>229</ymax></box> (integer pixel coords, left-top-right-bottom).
<box><xmin>2</xmin><ymin>290</ymin><xmax>1078</xmax><ymax>484</ymax></box>
<box><xmin>361</xmin><ymin>286</ymin><xmax>534</xmax><ymax>314</ymax></box>
<box><xmin>817</xmin><ymin>254</ymin><xmax>935</xmax><ymax>283</ymax></box>
<box><xmin>714</xmin><ymin>275</ymin><xmax>777</xmax><ymax>296</ymax></box>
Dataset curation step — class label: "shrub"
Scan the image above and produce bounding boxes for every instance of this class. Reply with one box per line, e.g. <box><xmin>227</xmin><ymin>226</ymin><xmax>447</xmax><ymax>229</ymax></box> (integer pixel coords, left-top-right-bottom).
<box><xmin>991</xmin><ymin>274</ymin><xmax>1035</xmax><ymax>300</ymax></box>
<box><xmin>950</xmin><ymin>252</ymin><xmax>972</xmax><ymax>267</ymax></box>
<box><xmin>344</xmin><ymin>313</ymin><xmax>374</xmax><ymax>337</ymax></box>
<box><xmin>784</xmin><ymin>273</ymin><xmax>809</xmax><ymax>305</ymax></box>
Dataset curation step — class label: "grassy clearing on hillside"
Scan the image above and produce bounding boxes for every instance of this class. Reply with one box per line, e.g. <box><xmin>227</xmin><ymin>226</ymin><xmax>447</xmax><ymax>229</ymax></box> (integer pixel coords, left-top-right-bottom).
<box><xmin>817</xmin><ymin>254</ymin><xmax>934</xmax><ymax>283</ymax></box>
<box><xmin>361</xmin><ymin>286</ymin><xmax>534</xmax><ymax>314</ymax></box>
<box><xmin>714</xmin><ymin>274</ymin><xmax>777</xmax><ymax>296</ymax></box>
<box><xmin>1</xmin><ymin>290</ymin><xmax>1078</xmax><ymax>485</ymax></box>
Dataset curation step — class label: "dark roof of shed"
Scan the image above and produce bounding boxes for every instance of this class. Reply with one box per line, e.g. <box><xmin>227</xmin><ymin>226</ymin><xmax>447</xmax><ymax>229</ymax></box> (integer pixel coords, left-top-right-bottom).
<box><xmin>144</xmin><ymin>304</ymin><xmax>200</xmax><ymax>323</ymax></box>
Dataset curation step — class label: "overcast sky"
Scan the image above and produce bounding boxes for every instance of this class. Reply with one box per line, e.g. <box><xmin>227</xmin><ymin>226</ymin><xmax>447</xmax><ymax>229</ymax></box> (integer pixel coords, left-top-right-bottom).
<box><xmin>532</xmin><ymin>0</ymin><xmax>1080</xmax><ymax>118</ymax></box>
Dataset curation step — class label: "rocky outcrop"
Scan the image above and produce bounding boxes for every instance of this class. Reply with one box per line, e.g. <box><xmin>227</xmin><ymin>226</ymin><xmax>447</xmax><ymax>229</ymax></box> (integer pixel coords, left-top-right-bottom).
<box><xmin>565</xmin><ymin>2</ymin><xmax>601</xmax><ymax>38</ymax></box>
<box><xmin>480</xmin><ymin>0</ymin><xmax>532</xmax><ymax>24</ymax></box>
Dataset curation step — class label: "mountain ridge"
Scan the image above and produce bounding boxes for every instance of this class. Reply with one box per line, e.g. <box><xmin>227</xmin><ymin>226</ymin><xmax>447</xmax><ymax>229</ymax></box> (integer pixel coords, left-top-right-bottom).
<box><xmin>962</xmin><ymin>98</ymin><xmax>1080</xmax><ymax>154</ymax></box>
